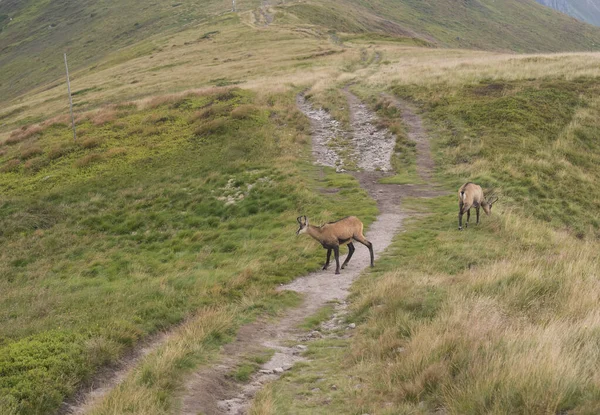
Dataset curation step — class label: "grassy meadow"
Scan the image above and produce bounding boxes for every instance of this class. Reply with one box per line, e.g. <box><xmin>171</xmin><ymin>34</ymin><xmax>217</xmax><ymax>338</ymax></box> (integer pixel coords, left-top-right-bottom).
<box><xmin>0</xmin><ymin>86</ymin><xmax>377</xmax><ymax>414</ymax></box>
<box><xmin>4</xmin><ymin>1</ymin><xmax>600</xmax><ymax>414</ymax></box>
<box><xmin>248</xmin><ymin>48</ymin><xmax>600</xmax><ymax>414</ymax></box>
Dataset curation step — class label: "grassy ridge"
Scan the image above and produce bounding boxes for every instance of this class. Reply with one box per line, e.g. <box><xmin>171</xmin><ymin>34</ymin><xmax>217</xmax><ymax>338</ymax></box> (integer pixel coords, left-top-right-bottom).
<box><xmin>5</xmin><ymin>0</ymin><xmax>600</xmax><ymax>114</ymax></box>
<box><xmin>0</xmin><ymin>88</ymin><xmax>376</xmax><ymax>414</ymax></box>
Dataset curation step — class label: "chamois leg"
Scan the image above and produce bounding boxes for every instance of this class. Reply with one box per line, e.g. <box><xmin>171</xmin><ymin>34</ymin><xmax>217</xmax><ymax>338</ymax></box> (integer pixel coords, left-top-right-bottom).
<box><xmin>458</xmin><ymin>203</ymin><xmax>471</xmax><ymax>230</ymax></box>
<box><xmin>341</xmin><ymin>242</ymin><xmax>355</xmax><ymax>269</ymax></box>
<box><xmin>465</xmin><ymin>209</ymin><xmax>471</xmax><ymax>228</ymax></box>
<box><xmin>353</xmin><ymin>235</ymin><xmax>374</xmax><ymax>267</ymax></box>
<box><xmin>333</xmin><ymin>246</ymin><xmax>341</xmax><ymax>275</ymax></box>
<box><xmin>323</xmin><ymin>248</ymin><xmax>332</xmax><ymax>270</ymax></box>
<box><xmin>476</xmin><ymin>207</ymin><xmax>480</xmax><ymax>225</ymax></box>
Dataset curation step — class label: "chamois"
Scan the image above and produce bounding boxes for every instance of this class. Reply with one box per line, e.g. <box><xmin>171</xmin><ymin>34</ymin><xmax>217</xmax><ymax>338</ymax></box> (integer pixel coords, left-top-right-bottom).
<box><xmin>296</xmin><ymin>216</ymin><xmax>374</xmax><ymax>274</ymax></box>
<box><xmin>458</xmin><ymin>182</ymin><xmax>498</xmax><ymax>230</ymax></box>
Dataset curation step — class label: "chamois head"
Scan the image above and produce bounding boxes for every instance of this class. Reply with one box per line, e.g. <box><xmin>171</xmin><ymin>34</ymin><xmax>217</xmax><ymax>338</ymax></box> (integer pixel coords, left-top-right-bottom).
<box><xmin>482</xmin><ymin>192</ymin><xmax>499</xmax><ymax>215</ymax></box>
<box><xmin>296</xmin><ymin>216</ymin><xmax>309</xmax><ymax>235</ymax></box>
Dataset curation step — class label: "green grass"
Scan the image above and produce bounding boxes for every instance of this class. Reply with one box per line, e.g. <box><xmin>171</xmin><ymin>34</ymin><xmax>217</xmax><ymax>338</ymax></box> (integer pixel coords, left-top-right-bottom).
<box><xmin>0</xmin><ymin>87</ymin><xmax>376</xmax><ymax>415</ymax></box>
<box><xmin>392</xmin><ymin>77</ymin><xmax>600</xmax><ymax>236</ymax></box>
<box><xmin>230</xmin><ymin>349</ymin><xmax>275</xmax><ymax>382</ymax></box>
<box><xmin>251</xmin><ymin>71</ymin><xmax>600</xmax><ymax>413</ymax></box>
<box><xmin>299</xmin><ymin>304</ymin><xmax>336</xmax><ymax>331</ymax></box>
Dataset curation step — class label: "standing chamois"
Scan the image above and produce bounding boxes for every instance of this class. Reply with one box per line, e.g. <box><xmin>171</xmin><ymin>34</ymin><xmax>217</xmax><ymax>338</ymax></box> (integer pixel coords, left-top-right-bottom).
<box><xmin>296</xmin><ymin>216</ymin><xmax>374</xmax><ymax>274</ymax></box>
<box><xmin>458</xmin><ymin>182</ymin><xmax>498</xmax><ymax>230</ymax></box>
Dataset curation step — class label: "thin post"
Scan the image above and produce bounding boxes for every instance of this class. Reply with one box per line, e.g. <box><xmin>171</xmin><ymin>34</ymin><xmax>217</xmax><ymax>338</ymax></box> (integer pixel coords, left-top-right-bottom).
<box><xmin>64</xmin><ymin>53</ymin><xmax>76</xmax><ymax>141</ymax></box>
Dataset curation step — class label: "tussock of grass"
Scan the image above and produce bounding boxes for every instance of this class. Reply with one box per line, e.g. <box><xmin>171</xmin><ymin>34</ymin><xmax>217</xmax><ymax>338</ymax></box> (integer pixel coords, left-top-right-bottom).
<box><xmin>3</xmin><ymin>125</ymin><xmax>43</xmax><ymax>146</ymax></box>
<box><xmin>299</xmin><ymin>304</ymin><xmax>336</xmax><ymax>331</ymax></box>
<box><xmin>87</xmin><ymin>307</ymin><xmax>235</xmax><ymax>415</ymax></box>
<box><xmin>80</xmin><ymin>137</ymin><xmax>102</xmax><ymax>149</ymax></box>
<box><xmin>0</xmin><ymin>159</ymin><xmax>20</xmax><ymax>173</ymax></box>
<box><xmin>19</xmin><ymin>145</ymin><xmax>43</xmax><ymax>160</ymax></box>
<box><xmin>229</xmin><ymin>349</ymin><xmax>275</xmax><ymax>382</ymax></box>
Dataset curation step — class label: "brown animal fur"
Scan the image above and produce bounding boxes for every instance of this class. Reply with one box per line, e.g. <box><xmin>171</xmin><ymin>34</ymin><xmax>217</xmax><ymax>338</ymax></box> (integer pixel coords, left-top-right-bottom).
<box><xmin>458</xmin><ymin>182</ymin><xmax>498</xmax><ymax>230</ymax></box>
<box><xmin>296</xmin><ymin>216</ymin><xmax>374</xmax><ymax>274</ymax></box>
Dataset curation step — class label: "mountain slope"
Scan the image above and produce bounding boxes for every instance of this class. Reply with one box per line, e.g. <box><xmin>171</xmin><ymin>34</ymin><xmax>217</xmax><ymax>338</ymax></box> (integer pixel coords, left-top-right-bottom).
<box><xmin>536</xmin><ymin>0</ymin><xmax>600</xmax><ymax>27</ymax></box>
<box><xmin>3</xmin><ymin>0</ymin><xmax>600</xmax><ymax>106</ymax></box>
<box><xmin>0</xmin><ymin>0</ymin><xmax>259</xmax><ymax>102</ymax></box>
<box><xmin>299</xmin><ymin>0</ymin><xmax>600</xmax><ymax>52</ymax></box>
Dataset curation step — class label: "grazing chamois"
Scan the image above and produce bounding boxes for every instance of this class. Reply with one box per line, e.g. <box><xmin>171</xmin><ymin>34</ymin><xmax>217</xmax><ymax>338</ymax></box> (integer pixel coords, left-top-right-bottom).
<box><xmin>296</xmin><ymin>216</ymin><xmax>374</xmax><ymax>274</ymax></box>
<box><xmin>458</xmin><ymin>182</ymin><xmax>498</xmax><ymax>230</ymax></box>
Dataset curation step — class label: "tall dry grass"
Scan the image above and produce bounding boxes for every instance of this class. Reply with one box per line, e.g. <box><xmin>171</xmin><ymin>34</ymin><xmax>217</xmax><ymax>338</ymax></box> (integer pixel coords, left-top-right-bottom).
<box><xmin>87</xmin><ymin>307</ymin><xmax>234</xmax><ymax>415</ymax></box>
<box><xmin>363</xmin><ymin>48</ymin><xmax>600</xmax><ymax>87</ymax></box>
<box><xmin>345</xmin><ymin>206</ymin><xmax>600</xmax><ymax>413</ymax></box>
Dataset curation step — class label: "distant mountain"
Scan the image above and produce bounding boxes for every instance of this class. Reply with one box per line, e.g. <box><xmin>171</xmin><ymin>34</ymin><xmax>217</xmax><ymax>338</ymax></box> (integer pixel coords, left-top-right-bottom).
<box><xmin>302</xmin><ymin>0</ymin><xmax>600</xmax><ymax>52</ymax></box>
<box><xmin>535</xmin><ymin>0</ymin><xmax>600</xmax><ymax>26</ymax></box>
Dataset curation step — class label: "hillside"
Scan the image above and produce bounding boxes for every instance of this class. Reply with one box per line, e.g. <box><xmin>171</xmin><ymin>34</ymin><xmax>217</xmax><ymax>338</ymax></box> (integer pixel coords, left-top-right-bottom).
<box><xmin>3</xmin><ymin>0</ymin><xmax>600</xmax><ymax>107</ymax></box>
<box><xmin>304</xmin><ymin>0</ymin><xmax>600</xmax><ymax>51</ymax></box>
<box><xmin>0</xmin><ymin>0</ymin><xmax>259</xmax><ymax>102</ymax></box>
<box><xmin>4</xmin><ymin>0</ymin><xmax>600</xmax><ymax>414</ymax></box>
<box><xmin>536</xmin><ymin>0</ymin><xmax>600</xmax><ymax>27</ymax></box>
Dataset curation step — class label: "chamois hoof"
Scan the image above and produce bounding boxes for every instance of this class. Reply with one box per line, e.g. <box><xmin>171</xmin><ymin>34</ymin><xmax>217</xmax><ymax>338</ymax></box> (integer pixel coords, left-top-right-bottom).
<box><xmin>458</xmin><ymin>227</ymin><xmax>463</xmax><ymax>231</ymax></box>
<box><xmin>335</xmin><ymin>270</ymin><xmax>341</xmax><ymax>275</ymax></box>
<box><xmin>322</xmin><ymin>265</ymin><xmax>329</xmax><ymax>270</ymax></box>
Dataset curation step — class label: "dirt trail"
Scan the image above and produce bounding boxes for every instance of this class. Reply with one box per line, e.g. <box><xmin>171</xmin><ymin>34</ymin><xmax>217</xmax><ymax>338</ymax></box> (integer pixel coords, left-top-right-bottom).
<box><xmin>383</xmin><ymin>94</ymin><xmax>436</xmax><ymax>181</ymax></box>
<box><xmin>179</xmin><ymin>91</ymin><xmax>443</xmax><ymax>414</ymax></box>
<box><xmin>253</xmin><ymin>0</ymin><xmax>274</xmax><ymax>26</ymax></box>
<box><xmin>62</xmin><ymin>90</ymin><xmax>441</xmax><ymax>415</ymax></box>
<box><xmin>60</xmin><ymin>333</ymin><xmax>170</xmax><ymax>414</ymax></box>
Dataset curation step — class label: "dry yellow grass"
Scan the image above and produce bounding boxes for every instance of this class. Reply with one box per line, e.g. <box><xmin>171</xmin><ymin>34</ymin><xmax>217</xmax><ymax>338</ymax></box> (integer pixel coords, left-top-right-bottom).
<box><xmin>362</xmin><ymin>47</ymin><xmax>600</xmax><ymax>87</ymax></box>
<box><xmin>87</xmin><ymin>306</ymin><xmax>235</xmax><ymax>415</ymax></box>
<box><xmin>331</xmin><ymin>205</ymin><xmax>600</xmax><ymax>413</ymax></box>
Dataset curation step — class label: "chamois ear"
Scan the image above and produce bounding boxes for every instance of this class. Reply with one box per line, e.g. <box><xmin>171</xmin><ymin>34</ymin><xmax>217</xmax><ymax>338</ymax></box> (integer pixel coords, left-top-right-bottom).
<box><xmin>297</xmin><ymin>216</ymin><xmax>303</xmax><ymax>224</ymax></box>
<box><xmin>304</xmin><ymin>216</ymin><xmax>309</xmax><ymax>226</ymax></box>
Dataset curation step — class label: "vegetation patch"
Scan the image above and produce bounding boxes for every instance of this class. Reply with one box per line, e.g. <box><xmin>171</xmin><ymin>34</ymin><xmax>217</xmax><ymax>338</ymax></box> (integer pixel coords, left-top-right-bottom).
<box><xmin>392</xmin><ymin>78</ymin><xmax>600</xmax><ymax>236</ymax></box>
<box><xmin>0</xmin><ymin>88</ymin><xmax>375</xmax><ymax>414</ymax></box>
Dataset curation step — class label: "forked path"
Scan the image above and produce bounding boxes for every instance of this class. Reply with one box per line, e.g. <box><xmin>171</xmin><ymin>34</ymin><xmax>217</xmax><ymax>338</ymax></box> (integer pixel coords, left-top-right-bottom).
<box><xmin>63</xmin><ymin>92</ymin><xmax>442</xmax><ymax>415</ymax></box>
<box><xmin>179</xmin><ymin>92</ymin><xmax>444</xmax><ymax>415</ymax></box>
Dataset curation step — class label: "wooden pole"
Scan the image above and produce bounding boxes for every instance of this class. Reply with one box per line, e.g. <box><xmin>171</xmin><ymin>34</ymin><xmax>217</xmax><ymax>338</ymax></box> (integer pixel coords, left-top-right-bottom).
<box><xmin>64</xmin><ymin>53</ymin><xmax>76</xmax><ymax>141</ymax></box>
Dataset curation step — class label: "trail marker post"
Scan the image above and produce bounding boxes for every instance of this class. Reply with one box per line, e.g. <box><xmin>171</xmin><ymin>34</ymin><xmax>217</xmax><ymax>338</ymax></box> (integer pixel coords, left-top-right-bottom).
<box><xmin>64</xmin><ymin>53</ymin><xmax>76</xmax><ymax>141</ymax></box>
